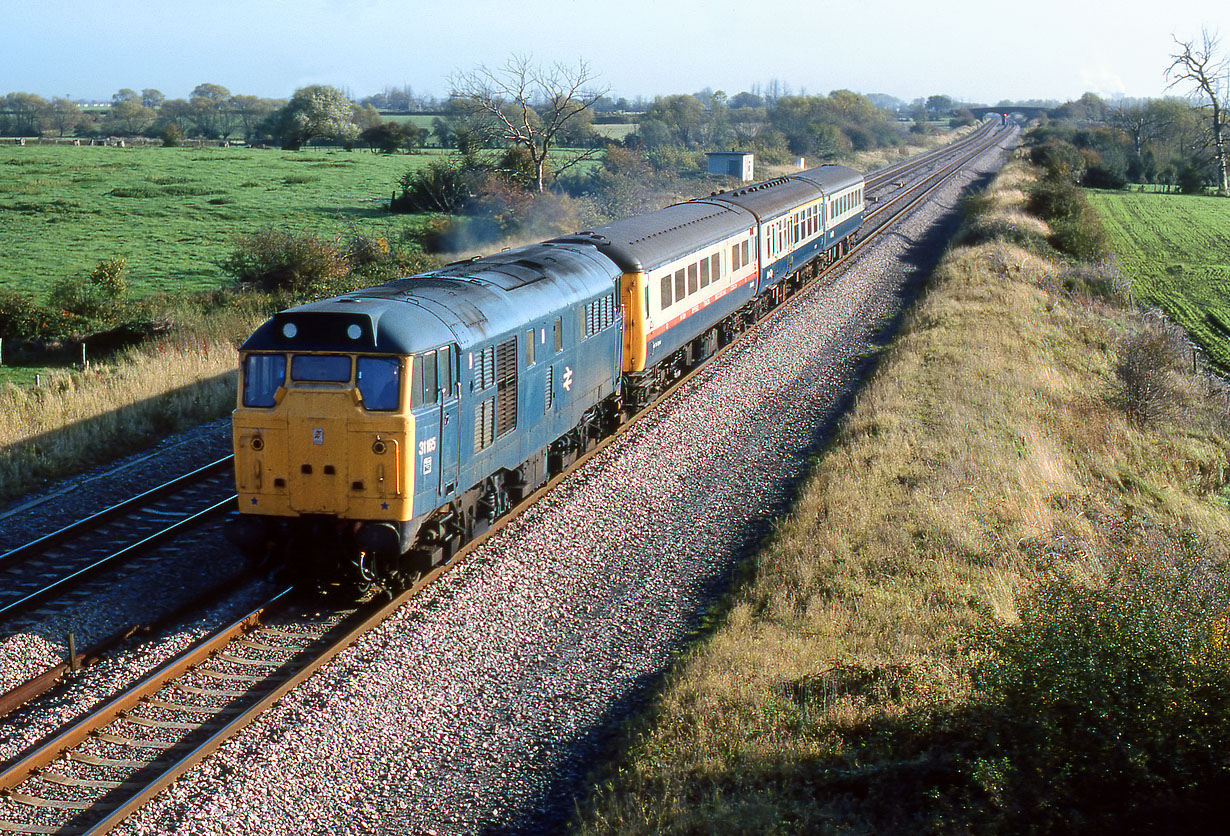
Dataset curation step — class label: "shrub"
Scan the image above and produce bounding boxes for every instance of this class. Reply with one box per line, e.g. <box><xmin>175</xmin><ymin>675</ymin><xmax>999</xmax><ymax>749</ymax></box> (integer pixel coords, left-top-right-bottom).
<box><xmin>219</xmin><ymin>228</ymin><xmax>350</xmax><ymax>294</ymax></box>
<box><xmin>1082</xmin><ymin>164</ymin><xmax>1127</xmax><ymax>190</ymax></box>
<box><xmin>0</xmin><ymin>290</ymin><xmax>43</xmax><ymax>340</ymax></box>
<box><xmin>971</xmin><ymin>548</ymin><xmax>1230</xmax><ymax>832</ymax></box>
<box><xmin>89</xmin><ymin>256</ymin><xmax>129</xmax><ymax>300</ymax></box>
<box><xmin>1027</xmin><ymin>176</ymin><xmax>1109</xmax><ymax>261</ymax></box>
<box><xmin>391</xmin><ymin>159</ymin><xmax>476</xmax><ymax>214</ymax></box>
<box><xmin>1114</xmin><ymin>321</ymin><xmax>1196</xmax><ymax>423</ymax></box>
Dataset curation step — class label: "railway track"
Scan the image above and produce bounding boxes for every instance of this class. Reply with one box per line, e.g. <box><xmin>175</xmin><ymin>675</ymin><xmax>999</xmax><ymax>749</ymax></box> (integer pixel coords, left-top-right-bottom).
<box><xmin>0</xmin><ymin>121</ymin><xmax>1012</xmax><ymax>835</ymax></box>
<box><xmin>0</xmin><ymin>458</ymin><xmax>236</xmax><ymax>625</ymax></box>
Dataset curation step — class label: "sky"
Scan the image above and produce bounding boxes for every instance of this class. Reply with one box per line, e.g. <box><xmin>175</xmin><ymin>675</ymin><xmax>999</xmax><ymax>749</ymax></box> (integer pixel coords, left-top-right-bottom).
<box><xmin>5</xmin><ymin>0</ymin><xmax>1228</xmax><ymax>106</ymax></box>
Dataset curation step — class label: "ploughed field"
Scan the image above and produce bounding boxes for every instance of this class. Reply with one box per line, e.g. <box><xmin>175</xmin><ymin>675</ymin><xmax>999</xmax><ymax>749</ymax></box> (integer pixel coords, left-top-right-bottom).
<box><xmin>0</xmin><ymin>145</ymin><xmax>438</xmax><ymax>298</ymax></box>
<box><xmin>1087</xmin><ymin>189</ymin><xmax>1230</xmax><ymax>374</ymax></box>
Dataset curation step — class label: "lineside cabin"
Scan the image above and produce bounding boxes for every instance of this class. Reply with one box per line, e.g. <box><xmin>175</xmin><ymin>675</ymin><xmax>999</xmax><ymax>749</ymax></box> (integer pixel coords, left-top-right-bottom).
<box><xmin>706</xmin><ymin>151</ymin><xmax>754</xmax><ymax>182</ymax></box>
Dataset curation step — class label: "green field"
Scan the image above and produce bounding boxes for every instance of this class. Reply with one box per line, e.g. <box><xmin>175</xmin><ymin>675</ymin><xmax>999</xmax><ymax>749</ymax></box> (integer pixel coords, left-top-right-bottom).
<box><xmin>1088</xmin><ymin>189</ymin><xmax>1230</xmax><ymax>374</ymax></box>
<box><xmin>0</xmin><ymin>145</ymin><xmax>446</xmax><ymax>299</ymax></box>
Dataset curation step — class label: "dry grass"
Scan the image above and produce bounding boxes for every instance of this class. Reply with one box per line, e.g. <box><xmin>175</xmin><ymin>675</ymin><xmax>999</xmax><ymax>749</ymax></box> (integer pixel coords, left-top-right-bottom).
<box><xmin>572</xmin><ymin>160</ymin><xmax>1230</xmax><ymax>833</ymax></box>
<box><xmin>0</xmin><ymin>336</ymin><xmax>243</xmax><ymax>502</ymax></box>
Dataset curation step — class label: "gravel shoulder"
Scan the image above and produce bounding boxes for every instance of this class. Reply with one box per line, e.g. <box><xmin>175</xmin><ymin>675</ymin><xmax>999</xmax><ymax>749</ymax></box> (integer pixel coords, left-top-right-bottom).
<box><xmin>6</xmin><ymin>133</ymin><xmax>1014</xmax><ymax>836</ymax></box>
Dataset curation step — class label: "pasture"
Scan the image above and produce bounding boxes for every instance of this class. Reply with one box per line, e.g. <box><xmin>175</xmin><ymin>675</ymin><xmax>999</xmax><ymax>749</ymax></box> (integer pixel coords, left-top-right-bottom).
<box><xmin>0</xmin><ymin>144</ymin><xmax>442</xmax><ymax>300</ymax></box>
<box><xmin>1087</xmin><ymin>189</ymin><xmax>1230</xmax><ymax>374</ymax></box>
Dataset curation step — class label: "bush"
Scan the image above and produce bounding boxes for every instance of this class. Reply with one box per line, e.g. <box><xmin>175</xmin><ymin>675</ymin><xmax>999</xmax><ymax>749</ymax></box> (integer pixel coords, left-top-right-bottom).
<box><xmin>1027</xmin><ymin>176</ymin><xmax>1109</xmax><ymax>261</ymax></box>
<box><xmin>970</xmin><ymin>549</ymin><xmax>1230</xmax><ymax>833</ymax></box>
<box><xmin>1082</xmin><ymin>164</ymin><xmax>1127</xmax><ymax>190</ymax></box>
<box><xmin>219</xmin><ymin>228</ymin><xmax>350</xmax><ymax>294</ymax></box>
<box><xmin>0</xmin><ymin>290</ymin><xmax>44</xmax><ymax>340</ymax></box>
<box><xmin>1114</xmin><ymin>321</ymin><xmax>1197</xmax><ymax>423</ymax></box>
<box><xmin>89</xmin><ymin>255</ymin><xmax>129</xmax><ymax>299</ymax></box>
<box><xmin>160</xmin><ymin>124</ymin><xmax>183</xmax><ymax>147</ymax></box>
<box><xmin>391</xmin><ymin>159</ymin><xmax>476</xmax><ymax>214</ymax></box>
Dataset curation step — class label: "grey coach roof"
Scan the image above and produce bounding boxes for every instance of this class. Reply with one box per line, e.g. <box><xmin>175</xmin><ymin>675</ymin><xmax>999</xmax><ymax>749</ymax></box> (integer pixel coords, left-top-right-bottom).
<box><xmin>554</xmin><ymin>200</ymin><xmax>754</xmax><ymax>274</ymax></box>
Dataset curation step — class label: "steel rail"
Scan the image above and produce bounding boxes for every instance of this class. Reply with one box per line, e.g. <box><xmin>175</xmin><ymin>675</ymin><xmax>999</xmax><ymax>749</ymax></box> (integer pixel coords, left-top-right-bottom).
<box><xmin>0</xmin><ymin>456</ymin><xmax>234</xmax><ymax>573</ymax></box>
<box><xmin>0</xmin><ymin>497</ymin><xmax>237</xmax><ymax>622</ymax></box>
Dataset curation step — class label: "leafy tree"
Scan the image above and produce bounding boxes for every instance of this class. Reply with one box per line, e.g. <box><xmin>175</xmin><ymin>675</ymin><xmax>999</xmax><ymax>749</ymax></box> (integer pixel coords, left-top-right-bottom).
<box><xmin>270</xmin><ymin>85</ymin><xmax>359</xmax><ymax>150</ymax></box>
<box><xmin>5</xmin><ymin>93</ymin><xmax>48</xmax><ymax>136</ymax></box>
<box><xmin>141</xmin><ymin>89</ymin><xmax>165</xmax><ymax>109</ymax></box>
<box><xmin>449</xmin><ymin>55</ymin><xmax>607</xmax><ymax>192</ymax></box>
<box><xmin>189</xmin><ymin>83</ymin><xmax>236</xmax><ymax>138</ymax></box>
<box><xmin>229</xmin><ymin>94</ymin><xmax>280</xmax><ymax>142</ymax></box>
<box><xmin>109</xmin><ymin>98</ymin><xmax>155</xmax><ymax>135</ymax></box>
<box><xmin>640</xmin><ymin>94</ymin><xmax>706</xmax><ymax>148</ymax></box>
<box><xmin>360</xmin><ymin>122</ymin><xmax>407</xmax><ymax>153</ymax></box>
<box><xmin>157</xmin><ymin>99</ymin><xmax>193</xmax><ymax>135</ymax></box>
<box><xmin>729</xmin><ymin>91</ymin><xmax>764</xmax><ymax>109</ymax></box>
<box><xmin>926</xmin><ymin>94</ymin><xmax>954</xmax><ymax>118</ymax></box>
<box><xmin>47</xmin><ymin>98</ymin><xmax>88</xmax><ymax>137</ymax></box>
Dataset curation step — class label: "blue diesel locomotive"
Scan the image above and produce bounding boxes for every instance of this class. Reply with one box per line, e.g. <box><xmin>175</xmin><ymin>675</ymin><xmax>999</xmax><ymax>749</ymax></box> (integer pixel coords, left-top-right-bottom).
<box><xmin>226</xmin><ymin>164</ymin><xmax>864</xmax><ymax>589</ymax></box>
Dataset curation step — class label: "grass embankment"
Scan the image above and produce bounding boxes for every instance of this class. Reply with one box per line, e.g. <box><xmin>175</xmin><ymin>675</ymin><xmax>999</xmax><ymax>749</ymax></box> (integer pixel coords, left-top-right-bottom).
<box><xmin>574</xmin><ymin>161</ymin><xmax>1230</xmax><ymax>833</ymax></box>
<box><xmin>0</xmin><ymin>332</ymin><xmax>252</xmax><ymax>503</ymax></box>
<box><xmin>1087</xmin><ymin>189</ymin><xmax>1230</xmax><ymax>375</ymax></box>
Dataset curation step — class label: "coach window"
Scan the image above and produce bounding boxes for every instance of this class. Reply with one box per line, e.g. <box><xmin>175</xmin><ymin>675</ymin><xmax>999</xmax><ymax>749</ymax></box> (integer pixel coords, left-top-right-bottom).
<box><xmin>741</xmin><ymin>239</ymin><xmax>750</xmax><ymax>265</ymax></box>
<box><xmin>242</xmin><ymin>354</ymin><xmax>286</xmax><ymax>408</ymax></box>
<box><xmin>699</xmin><ymin>257</ymin><xmax>710</xmax><ymax>288</ymax></box>
<box><xmin>674</xmin><ymin>268</ymin><xmax>685</xmax><ymax>301</ymax></box>
<box><xmin>731</xmin><ymin>243</ymin><xmax>740</xmax><ymax>271</ymax></box>
<box><xmin>660</xmin><ymin>273</ymin><xmax>672</xmax><ymax>308</ymax></box>
<box><xmin>688</xmin><ymin>263</ymin><xmax>698</xmax><ymax>295</ymax></box>
<box><xmin>359</xmin><ymin>356</ymin><xmax>402</xmax><ymax>411</ymax></box>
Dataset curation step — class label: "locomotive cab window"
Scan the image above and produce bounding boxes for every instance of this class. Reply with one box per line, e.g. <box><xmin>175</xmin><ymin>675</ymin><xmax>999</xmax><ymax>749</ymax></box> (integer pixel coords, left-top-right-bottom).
<box><xmin>358</xmin><ymin>356</ymin><xmax>401</xmax><ymax>411</ymax></box>
<box><xmin>242</xmin><ymin>353</ymin><xmax>286</xmax><ymax>408</ymax></box>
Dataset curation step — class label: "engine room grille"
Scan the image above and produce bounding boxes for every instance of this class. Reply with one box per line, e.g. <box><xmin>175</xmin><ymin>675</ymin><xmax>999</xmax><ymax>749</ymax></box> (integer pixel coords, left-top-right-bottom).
<box><xmin>584</xmin><ymin>293</ymin><xmax>617</xmax><ymax>338</ymax></box>
<box><xmin>474</xmin><ymin>397</ymin><xmax>495</xmax><ymax>452</ymax></box>
<box><xmin>474</xmin><ymin>345</ymin><xmax>496</xmax><ymax>390</ymax></box>
<box><xmin>495</xmin><ymin>337</ymin><xmax>517</xmax><ymax>438</ymax></box>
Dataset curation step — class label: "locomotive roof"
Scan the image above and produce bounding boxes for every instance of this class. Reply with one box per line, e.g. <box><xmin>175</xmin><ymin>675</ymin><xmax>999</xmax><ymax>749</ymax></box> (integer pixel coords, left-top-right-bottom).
<box><xmin>553</xmin><ymin>200</ymin><xmax>754</xmax><ymax>273</ymax></box>
<box><xmin>240</xmin><ymin>241</ymin><xmax>621</xmax><ymax>356</ymax></box>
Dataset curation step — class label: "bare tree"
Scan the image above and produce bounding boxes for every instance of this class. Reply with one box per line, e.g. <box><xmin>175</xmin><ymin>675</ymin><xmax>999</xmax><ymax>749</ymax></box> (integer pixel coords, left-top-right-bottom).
<box><xmin>1166</xmin><ymin>29</ymin><xmax>1229</xmax><ymax>195</ymax></box>
<box><xmin>449</xmin><ymin>55</ymin><xmax>607</xmax><ymax>193</ymax></box>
